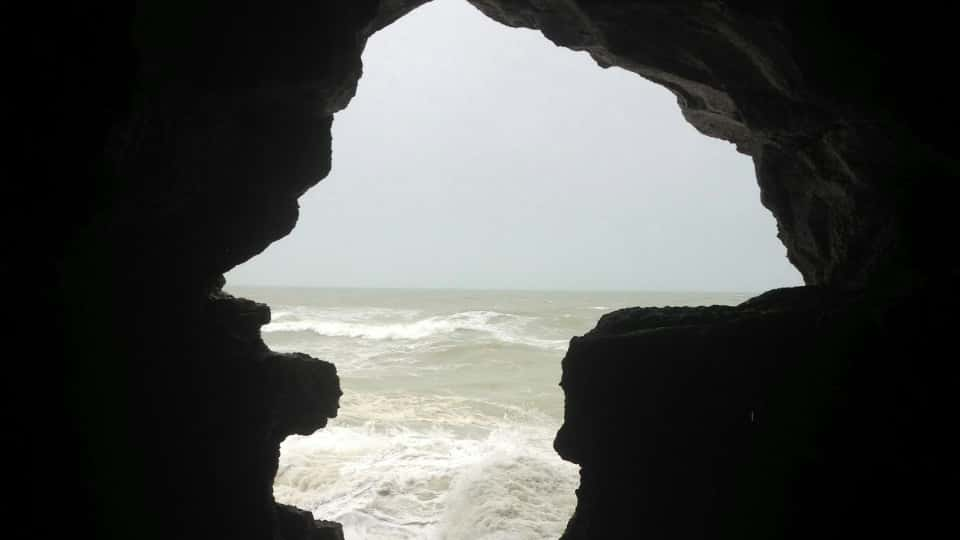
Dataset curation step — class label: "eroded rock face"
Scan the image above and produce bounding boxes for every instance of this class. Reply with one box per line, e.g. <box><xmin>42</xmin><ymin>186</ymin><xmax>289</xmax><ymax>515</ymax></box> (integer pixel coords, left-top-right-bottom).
<box><xmin>16</xmin><ymin>2</ymin><xmax>423</xmax><ymax>539</ymax></box>
<box><xmin>15</xmin><ymin>1</ymin><xmax>957</xmax><ymax>539</ymax></box>
<box><xmin>276</xmin><ymin>504</ymin><xmax>346</xmax><ymax>540</ymax></box>
<box><xmin>555</xmin><ymin>285</ymin><xmax>955</xmax><ymax>538</ymax></box>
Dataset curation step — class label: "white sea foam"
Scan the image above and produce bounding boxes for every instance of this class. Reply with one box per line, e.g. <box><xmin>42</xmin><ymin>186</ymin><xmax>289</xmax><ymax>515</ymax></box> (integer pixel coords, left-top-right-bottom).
<box><xmin>270</xmin><ymin>306</ymin><xmax>422</xmax><ymax>324</ymax></box>
<box><xmin>274</xmin><ymin>394</ymin><xmax>579</xmax><ymax>540</ymax></box>
<box><xmin>263</xmin><ymin>310</ymin><xmax>567</xmax><ymax>352</ymax></box>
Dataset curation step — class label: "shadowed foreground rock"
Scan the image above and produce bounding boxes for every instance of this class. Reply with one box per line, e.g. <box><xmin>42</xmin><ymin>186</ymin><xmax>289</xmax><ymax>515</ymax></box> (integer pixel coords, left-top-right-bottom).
<box><xmin>556</xmin><ymin>285</ymin><xmax>954</xmax><ymax>538</ymax></box>
<box><xmin>276</xmin><ymin>504</ymin><xmax>345</xmax><ymax>540</ymax></box>
<box><xmin>182</xmin><ymin>291</ymin><xmax>344</xmax><ymax>539</ymax></box>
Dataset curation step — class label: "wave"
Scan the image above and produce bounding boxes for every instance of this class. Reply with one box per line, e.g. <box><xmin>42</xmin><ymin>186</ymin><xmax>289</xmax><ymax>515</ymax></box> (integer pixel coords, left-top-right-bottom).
<box><xmin>270</xmin><ymin>306</ymin><xmax>422</xmax><ymax>324</ymax></box>
<box><xmin>271</xmin><ymin>309</ymin><xmax>292</xmax><ymax>320</ymax></box>
<box><xmin>274</xmin><ymin>394</ymin><xmax>578</xmax><ymax>540</ymax></box>
<box><xmin>263</xmin><ymin>310</ymin><xmax>567</xmax><ymax>351</ymax></box>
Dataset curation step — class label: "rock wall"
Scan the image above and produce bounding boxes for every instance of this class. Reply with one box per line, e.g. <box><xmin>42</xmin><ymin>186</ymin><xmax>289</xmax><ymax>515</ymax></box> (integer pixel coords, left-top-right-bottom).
<box><xmin>11</xmin><ymin>1</ymin><xmax>957</xmax><ymax>539</ymax></box>
<box><xmin>555</xmin><ymin>285</ymin><xmax>955</xmax><ymax>538</ymax></box>
<box><xmin>14</xmin><ymin>2</ymin><xmax>425</xmax><ymax>539</ymax></box>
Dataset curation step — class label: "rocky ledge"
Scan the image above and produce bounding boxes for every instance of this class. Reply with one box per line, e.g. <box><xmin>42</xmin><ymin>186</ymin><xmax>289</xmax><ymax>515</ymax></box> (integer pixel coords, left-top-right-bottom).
<box><xmin>556</xmin><ymin>285</ymin><xmax>954</xmax><ymax>538</ymax></box>
<box><xmin>276</xmin><ymin>504</ymin><xmax>345</xmax><ymax>540</ymax></box>
<box><xmin>213</xmin><ymin>292</ymin><xmax>345</xmax><ymax>539</ymax></box>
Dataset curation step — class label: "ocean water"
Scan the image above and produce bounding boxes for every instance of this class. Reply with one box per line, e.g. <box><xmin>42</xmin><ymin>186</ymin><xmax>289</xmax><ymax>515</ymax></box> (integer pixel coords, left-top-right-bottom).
<box><xmin>225</xmin><ymin>286</ymin><xmax>755</xmax><ymax>540</ymax></box>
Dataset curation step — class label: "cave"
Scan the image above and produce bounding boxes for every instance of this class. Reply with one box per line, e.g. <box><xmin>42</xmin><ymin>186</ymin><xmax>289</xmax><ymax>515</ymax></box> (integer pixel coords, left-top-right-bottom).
<box><xmin>223</xmin><ymin>2</ymin><xmax>802</xmax><ymax>535</ymax></box>
<box><xmin>16</xmin><ymin>1</ymin><xmax>958</xmax><ymax>539</ymax></box>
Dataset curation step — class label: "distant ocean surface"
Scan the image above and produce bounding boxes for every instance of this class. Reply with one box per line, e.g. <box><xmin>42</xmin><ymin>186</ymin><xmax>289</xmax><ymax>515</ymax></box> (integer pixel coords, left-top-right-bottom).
<box><xmin>225</xmin><ymin>286</ymin><xmax>756</xmax><ymax>540</ymax></box>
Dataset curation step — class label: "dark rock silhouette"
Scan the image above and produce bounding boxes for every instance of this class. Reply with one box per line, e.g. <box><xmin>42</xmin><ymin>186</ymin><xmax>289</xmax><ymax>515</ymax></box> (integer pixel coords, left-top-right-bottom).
<box><xmin>10</xmin><ymin>1</ymin><xmax>956</xmax><ymax>539</ymax></box>
<box><xmin>555</xmin><ymin>285</ymin><xmax>953</xmax><ymax>538</ymax></box>
<box><xmin>276</xmin><ymin>504</ymin><xmax>345</xmax><ymax>540</ymax></box>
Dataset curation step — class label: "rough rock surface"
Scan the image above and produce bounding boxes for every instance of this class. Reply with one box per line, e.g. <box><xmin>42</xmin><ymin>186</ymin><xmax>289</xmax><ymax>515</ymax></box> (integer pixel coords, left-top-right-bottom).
<box><xmin>276</xmin><ymin>504</ymin><xmax>346</xmax><ymax>540</ymax></box>
<box><xmin>11</xmin><ymin>1</ymin><xmax>958</xmax><ymax>539</ymax></box>
<box><xmin>556</xmin><ymin>285</ymin><xmax>954</xmax><ymax>538</ymax></box>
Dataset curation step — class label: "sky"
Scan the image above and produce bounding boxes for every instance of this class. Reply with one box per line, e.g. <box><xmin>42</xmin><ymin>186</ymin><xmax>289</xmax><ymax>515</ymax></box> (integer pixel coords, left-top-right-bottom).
<box><xmin>226</xmin><ymin>0</ymin><xmax>802</xmax><ymax>293</ymax></box>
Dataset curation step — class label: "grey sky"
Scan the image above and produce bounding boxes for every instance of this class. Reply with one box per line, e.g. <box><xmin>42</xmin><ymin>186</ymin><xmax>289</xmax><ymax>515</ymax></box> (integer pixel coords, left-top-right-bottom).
<box><xmin>226</xmin><ymin>0</ymin><xmax>802</xmax><ymax>292</ymax></box>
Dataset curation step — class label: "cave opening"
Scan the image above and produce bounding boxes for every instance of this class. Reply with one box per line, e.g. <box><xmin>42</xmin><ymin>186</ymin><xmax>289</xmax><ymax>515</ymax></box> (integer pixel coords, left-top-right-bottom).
<box><xmin>224</xmin><ymin>0</ymin><xmax>801</xmax><ymax>538</ymax></box>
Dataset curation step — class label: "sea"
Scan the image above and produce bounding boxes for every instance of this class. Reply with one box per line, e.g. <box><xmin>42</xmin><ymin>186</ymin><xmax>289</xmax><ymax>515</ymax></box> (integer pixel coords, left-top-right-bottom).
<box><xmin>224</xmin><ymin>286</ymin><xmax>756</xmax><ymax>540</ymax></box>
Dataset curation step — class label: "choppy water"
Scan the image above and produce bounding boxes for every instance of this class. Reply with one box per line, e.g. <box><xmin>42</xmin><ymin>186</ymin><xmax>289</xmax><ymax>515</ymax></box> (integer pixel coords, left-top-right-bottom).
<box><xmin>225</xmin><ymin>286</ymin><xmax>754</xmax><ymax>539</ymax></box>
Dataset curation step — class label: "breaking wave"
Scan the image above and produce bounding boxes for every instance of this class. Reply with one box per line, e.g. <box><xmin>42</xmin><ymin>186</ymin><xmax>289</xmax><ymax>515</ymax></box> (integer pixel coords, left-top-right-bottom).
<box><xmin>274</xmin><ymin>394</ymin><xmax>579</xmax><ymax>540</ymax></box>
<box><xmin>264</xmin><ymin>309</ymin><xmax>567</xmax><ymax>351</ymax></box>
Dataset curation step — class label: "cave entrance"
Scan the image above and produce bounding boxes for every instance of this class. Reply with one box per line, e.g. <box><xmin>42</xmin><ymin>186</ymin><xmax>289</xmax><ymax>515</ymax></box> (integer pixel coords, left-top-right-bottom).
<box><xmin>225</xmin><ymin>0</ymin><xmax>801</xmax><ymax>537</ymax></box>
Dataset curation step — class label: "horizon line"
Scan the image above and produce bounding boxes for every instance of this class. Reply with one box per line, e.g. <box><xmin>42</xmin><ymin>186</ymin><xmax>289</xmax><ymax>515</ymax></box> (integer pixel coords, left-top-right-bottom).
<box><xmin>222</xmin><ymin>282</ymin><xmax>779</xmax><ymax>295</ymax></box>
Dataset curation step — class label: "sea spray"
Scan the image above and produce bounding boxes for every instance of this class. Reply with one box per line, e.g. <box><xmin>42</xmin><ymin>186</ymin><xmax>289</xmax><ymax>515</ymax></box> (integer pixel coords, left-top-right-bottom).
<box><xmin>275</xmin><ymin>394</ymin><xmax>579</xmax><ymax>539</ymax></box>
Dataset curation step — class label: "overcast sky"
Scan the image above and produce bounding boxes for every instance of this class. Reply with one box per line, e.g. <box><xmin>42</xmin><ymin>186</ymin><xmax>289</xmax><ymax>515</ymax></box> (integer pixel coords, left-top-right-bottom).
<box><xmin>226</xmin><ymin>0</ymin><xmax>802</xmax><ymax>292</ymax></box>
